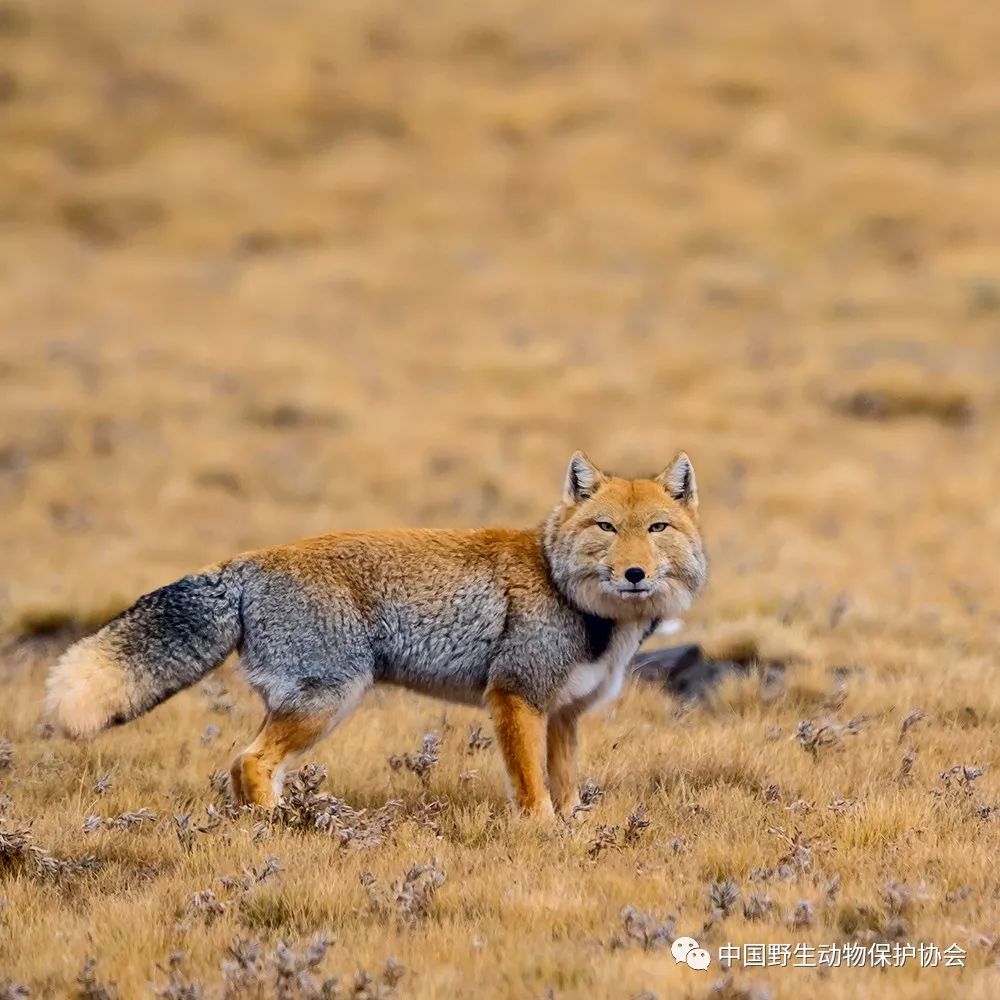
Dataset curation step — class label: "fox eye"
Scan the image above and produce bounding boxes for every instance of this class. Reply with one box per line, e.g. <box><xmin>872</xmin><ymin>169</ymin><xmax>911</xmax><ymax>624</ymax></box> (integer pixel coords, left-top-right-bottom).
<box><xmin>596</xmin><ymin>521</ymin><xmax>617</xmax><ymax>533</ymax></box>
<box><xmin>648</xmin><ymin>522</ymin><xmax>669</xmax><ymax>533</ymax></box>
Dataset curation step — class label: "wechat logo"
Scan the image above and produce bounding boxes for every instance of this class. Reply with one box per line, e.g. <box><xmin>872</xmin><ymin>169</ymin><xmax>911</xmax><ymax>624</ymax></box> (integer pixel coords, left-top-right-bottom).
<box><xmin>672</xmin><ymin>936</ymin><xmax>712</xmax><ymax>971</ymax></box>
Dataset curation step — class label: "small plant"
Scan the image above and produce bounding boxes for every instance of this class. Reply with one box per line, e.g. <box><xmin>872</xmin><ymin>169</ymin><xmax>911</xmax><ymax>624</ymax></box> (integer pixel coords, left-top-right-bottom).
<box><xmin>898</xmin><ymin>708</ymin><xmax>925</xmax><ymax>743</ymax></box>
<box><xmin>768</xmin><ymin>828</ymin><xmax>823</xmax><ymax>878</ymax></box>
<box><xmin>623</xmin><ymin>804</ymin><xmax>650</xmax><ymax>844</ymax></box>
<box><xmin>84</xmin><ymin>807</ymin><xmax>157</xmax><ymax>833</ymax></box>
<box><xmin>221</xmin><ymin>935</ymin><xmax>333</xmax><ymax>998</ymax></box>
<box><xmin>794</xmin><ymin>716</ymin><xmax>864</xmax><ymax>758</ymax></box>
<box><xmin>571</xmin><ymin>779</ymin><xmax>605</xmax><ymax>818</ymax></box>
<box><xmin>198</xmin><ymin>678</ymin><xmax>233</xmax><ymax>715</ymax></box>
<box><xmin>898</xmin><ymin>750</ymin><xmax>917</xmax><ymax>783</ymax></box>
<box><xmin>0</xmin><ymin>980</ymin><xmax>31</xmax><ymax>1000</ymax></box>
<box><xmin>75</xmin><ymin>958</ymin><xmax>118</xmax><ymax>1000</ymax></box>
<box><xmin>273</xmin><ymin>765</ymin><xmax>402</xmax><ymax>848</ymax></box>
<box><xmin>466</xmin><ymin>726</ymin><xmax>492</xmax><ymax>752</ymax></box>
<box><xmin>707</xmin><ymin>976</ymin><xmax>774</xmax><ymax>1000</ymax></box>
<box><xmin>360</xmin><ymin>860</ymin><xmax>446</xmax><ymax>928</ymax></box>
<box><xmin>174</xmin><ymin>808</ymin><xmax>223</xmax><ymax>851</ymax></box>
<box><xmin>742</xmin><ymin>894</ymin><xmax>774</xmax><ymax>922</ymax></box>
<box><xmin>610</xmin><ymin>906</ymin><xmax>675</xmax><ymax>951</ymax></box>
<box><xmin>218</xmin><ymin>854</ymin><xmax>283</xmax><ymax>893</ymax></box>
<box><xmin>387</xmin><ymin>733</ymin><xmax>440</xmax><ymax>782</ymax></box>
<box><xmin>709</xmin><ymin>879</ymin><xmax>740</xmax><ymax>919</ymax></box>
<box><xmin>937</xmin><ymin>764</ymin><xmax>985</xmax><ymax>796</ymax></box>
<box><xmin>154</xmin><ymin>952</ymin><xmax>205</xmax><ymax>1000</ymax></box>
<box><xmin>881</xmin><ymin>879</ymin><xmax>928</xmax><ymax>919</ymax></box>
<box><xmin>155</xmin><ymin>940</ymin><xmax>404</xmax><ymax>999</ymax></box>
<box><xmin>1</xmin><ymin>815</ymin><xmax>99</xmax><ymax>882</ymax></box>
<box><xmin>184</xmin><ymin>890</ymin><xmax>227</xmax><ymax>926</ymax></box>
<box><xmin>788</xmin><ymin>900</ymin><xmax>813</xmax><ymax>929</ymax></box>
<box><xmin>587</xmin><ymin>825</ymin><xmax>619</xmax><ymax>861</ymax></box>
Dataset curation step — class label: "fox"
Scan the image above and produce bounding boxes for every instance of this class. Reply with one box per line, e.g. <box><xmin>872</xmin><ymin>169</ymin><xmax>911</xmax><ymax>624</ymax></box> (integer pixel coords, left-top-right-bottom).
<box><xmin>45</xmin><ymin>451</ymin><xmax>707</xmax><ymax>817</ymax></box>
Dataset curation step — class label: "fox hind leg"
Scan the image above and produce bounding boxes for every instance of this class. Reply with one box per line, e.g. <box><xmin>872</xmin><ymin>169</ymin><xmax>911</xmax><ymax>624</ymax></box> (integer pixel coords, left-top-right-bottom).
<box><xmin>230</xmin><ymin>712</ymin><xmax>326</xmax><ymax>808</ymax></box>
<box><xmin>230</xmin><ymin>680</ymin><xmax>367</xmax><ymax>808</ymax></box>
<box><xmin>487</xmin><ymin>688</ymin><xmax>553</xmax><ymax>817</ymax></box>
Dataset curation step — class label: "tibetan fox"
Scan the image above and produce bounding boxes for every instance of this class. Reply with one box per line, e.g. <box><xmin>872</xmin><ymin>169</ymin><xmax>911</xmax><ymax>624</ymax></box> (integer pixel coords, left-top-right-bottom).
<box><xmin>46</xmin><ymin>451</ymin><xmax>707</xmax><ymax>816</ymax></box>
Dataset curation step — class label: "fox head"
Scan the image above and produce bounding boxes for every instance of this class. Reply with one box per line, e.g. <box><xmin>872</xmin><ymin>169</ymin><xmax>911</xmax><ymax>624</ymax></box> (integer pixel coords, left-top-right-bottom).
<box><xmin>543</xmin><ymin>451</ymin><xmax>708</xmax><ymax>621</ymax></box>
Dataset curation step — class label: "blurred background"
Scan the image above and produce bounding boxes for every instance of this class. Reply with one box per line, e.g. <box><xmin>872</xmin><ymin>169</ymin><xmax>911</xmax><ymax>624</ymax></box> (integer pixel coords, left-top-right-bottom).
<box><xmin>1</xmin><ymin>0</ymin><xmax>998</xmax><ymax>668</ymax></box>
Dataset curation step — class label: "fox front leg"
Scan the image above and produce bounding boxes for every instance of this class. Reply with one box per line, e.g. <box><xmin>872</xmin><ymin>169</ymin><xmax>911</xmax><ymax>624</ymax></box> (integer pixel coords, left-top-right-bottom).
<box><xmin>486</xmin><ymin>688</ymin><xmax>554</xmax><ymax>817</ymax></box>
<box><xmin>546</xmin><ymin>709</ymin><xmax>580</xmax><ymax>816</ymax></box>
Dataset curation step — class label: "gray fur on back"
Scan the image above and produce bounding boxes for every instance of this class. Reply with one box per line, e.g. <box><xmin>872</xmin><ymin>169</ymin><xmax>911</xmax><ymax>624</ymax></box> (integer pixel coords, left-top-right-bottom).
<box><xmin>234</xmin><ymin>533</ymin><xmax>639</xmax><ymax>716</ymax></box>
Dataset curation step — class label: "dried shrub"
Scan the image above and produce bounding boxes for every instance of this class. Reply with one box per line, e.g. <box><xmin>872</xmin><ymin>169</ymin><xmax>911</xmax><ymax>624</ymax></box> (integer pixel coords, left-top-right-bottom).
<box><xmin>218</xmin><ymin>855</ymin><xmax>283</xmax><ymax>893</ymax></box>
<box><xmin>185</xmin><ymin>889</ymin><xmax>227</xmax><ymax>926</ymax></box>
<box><xmin>176</xmin><ymin>858</ymin><xmax>284</xmax><ymax>933</ymax></box>
<box><xmin>174</xmin><ymin>809</ymin><xmax>223</xmax><ymax>851</ymax></box>
<box><xmin>199</xmin><ymin>678</ymin><xmax>234</xmax><ymax>716</ymax></box>
<box><xmin>707</xmin><ymin>976</ymin><xmax>773</xmax><ymax>1000</ymax></box>
<box><xmin>763</xmin><ymin>828</ymin><xmax>826</xmax><ymax>880</ymax></box>
<box><xmin>209</xmin><ymin>770</ymin><xmax>232</xmax><ymax>800</ymax></box>
<box><xmin>387</xmin><ymin>733</ymin><xmax>440</xmax><ymax>782</ymax></box>
<box><xmin>881</xmin><ymin>879</ymin><xmax>928</xmax><ymax>920</ymax></box>
<box><xmin>345</xmin><ymin>959</ymin><xmax>406</xmax><ymax>1000</ymax></box>
<box><xmin>587</xmin><ymin>825</ymin><xmax>619</xmax><ymax>861</ymax></box>
<box><xmin>623</xmin><ymin>804</ymin><xmax>650</xmax><ymax>844</ymax></box>
<box><xmin>571</xmin><ymin>779</ymin><xmax>604</xmax><ymax>818</ymax></box>
<box><xmin>273</xmin><ymin>765</ymin><xmax>402</xmax><ymax>848</ymax></box>
<box><xmin>155</xmin><ymin>940</ymin><xmax>399</xmax><ymax>1000</ymax></box>
<box><xmin>742</xmin><ymin>893</ymin><xmax>774</xmax><ymax>922</ymax></box>
<box><xmin>610</xmin><ymin>906</ymin><xmax>676</xmax><ymax>951</ymax></box>
<box><xmin>408</xmin><ymin>798</ymin><xmax>448</xmax><ymax>837</ymax></box>
<box><xmin>794</xmin><ymin>716</ymin><xmax>864</xmax><ymax>758</ymax></box>
<box><xmin>0</xmin><ymin>815</ymin><xmax>99</xmax><ymax>882</ymax></box>
<box><xmin>898</xmin><ymin>708</ymin><xmax>925</xmax><ymax>743</ymax></box>
<box><xmin>936</xmin><ymin>764</ymin><xmax>985</xmax><ymax>796</ymax></box>
<box><xmin>154</xmin><ymin>952</ymin><xmax>205</xmax><ymax>1000</ymax></box>
<box><xmin>898</xmin><ymin>750</ymin><xmax>917</xmax><ymax>784</ymax></box>
<box><xmin>709</xmin><ymin>879</ymin><xmax>740</xmax><ymax>919</ymax></box>
<box><xmin>466</xmin><ymin>726</ymin><xmax>492</xmax><ymax>752</ymax></box>
<box><xmin>221</xmin><ymin>935</ymin><xmax>334</xmax><ymax>998</ymax></box>
<box><xmin>360</xmin><ymin>860</ymin><xmax>446</xmax><ymax>928</ymax></box>
<box><xmin>75</xmin><ymin>957</ymin><xmax>119</xmax><ymax>1000</ymax></box>
<box><xmin>788</xmin><ymin>900</ymin><xmax>813</xmax><ymax>929</ymax></box>
<box><xmin>833</xmin><ymin>380</ymin><xmax>973</xmax><ymax>426</ymax></box>
<box><xmin>84</xmin><ymin>808</ymin><xmax>157</xmax><ymax>833</ymax></box>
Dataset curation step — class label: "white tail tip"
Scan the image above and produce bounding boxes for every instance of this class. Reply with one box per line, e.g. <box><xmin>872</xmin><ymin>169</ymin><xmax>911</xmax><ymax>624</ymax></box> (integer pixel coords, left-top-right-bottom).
<box><xmin>45</xmin><ymin>635</ymin><xmax>129</xmax><ymax>739</ymax></box>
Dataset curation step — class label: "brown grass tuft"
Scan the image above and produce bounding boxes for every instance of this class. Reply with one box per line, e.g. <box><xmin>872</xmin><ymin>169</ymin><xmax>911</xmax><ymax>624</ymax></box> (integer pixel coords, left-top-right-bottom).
<box><xmin>832</xmin><ymin>374</ymin><xmax>975</xmax><ymax>426</ymax></box>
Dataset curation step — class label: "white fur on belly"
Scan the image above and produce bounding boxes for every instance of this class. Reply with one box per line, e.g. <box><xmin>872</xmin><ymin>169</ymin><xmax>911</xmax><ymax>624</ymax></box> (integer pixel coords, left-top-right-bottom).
<box><xmin>553</xmin><ymin>621</ymin><xmax>647</xmax><ymax>714</ymax></box>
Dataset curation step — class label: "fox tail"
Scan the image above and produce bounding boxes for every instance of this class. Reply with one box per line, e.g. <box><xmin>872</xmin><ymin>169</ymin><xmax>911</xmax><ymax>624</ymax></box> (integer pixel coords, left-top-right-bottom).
<box><xmin>45</xmin><ymin>563</ymin><xmax>243</xmax><ymax>738</ymax></box>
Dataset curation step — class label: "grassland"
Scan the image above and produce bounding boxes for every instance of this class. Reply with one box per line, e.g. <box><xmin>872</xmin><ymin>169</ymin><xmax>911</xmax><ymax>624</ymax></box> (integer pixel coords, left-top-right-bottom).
<box><xmin>2</xmin><ymin>0</ymin><xmax>1000</xmax><ymax>997</ymax></box>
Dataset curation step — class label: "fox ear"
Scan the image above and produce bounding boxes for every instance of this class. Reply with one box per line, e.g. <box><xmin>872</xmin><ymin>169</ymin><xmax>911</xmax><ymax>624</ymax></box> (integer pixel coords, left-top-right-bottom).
<box><xmin>564</xmin><ymin>451</ymin><xmax>605</xmax><ymax>503</ymax></box>
<box><xmin>657</xmin><ymin>452</ymin><xmax>698</xmax><ymax>510</ymax></box>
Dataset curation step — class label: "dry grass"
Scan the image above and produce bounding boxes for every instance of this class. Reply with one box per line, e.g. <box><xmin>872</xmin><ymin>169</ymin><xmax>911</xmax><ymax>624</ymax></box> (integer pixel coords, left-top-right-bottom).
<box><xmin>2</xmin><ymin>0</ymin><xmax>1000</xmax><ymax>996</ymax></box>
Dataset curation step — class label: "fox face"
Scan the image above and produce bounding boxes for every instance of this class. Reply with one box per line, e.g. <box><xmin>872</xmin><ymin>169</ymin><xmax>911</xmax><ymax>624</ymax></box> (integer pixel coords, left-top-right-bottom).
<box><xmin>543</xmin><ymin>451</ymin><xmax>707</xmax><ymax>621</ymax></box>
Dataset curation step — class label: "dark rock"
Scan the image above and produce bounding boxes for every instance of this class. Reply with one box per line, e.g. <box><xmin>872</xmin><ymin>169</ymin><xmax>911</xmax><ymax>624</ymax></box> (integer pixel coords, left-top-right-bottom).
<box><xmin>631</xmin><ymin>644</ymin><xmax>741</xmax><ymax>699</ymax></box>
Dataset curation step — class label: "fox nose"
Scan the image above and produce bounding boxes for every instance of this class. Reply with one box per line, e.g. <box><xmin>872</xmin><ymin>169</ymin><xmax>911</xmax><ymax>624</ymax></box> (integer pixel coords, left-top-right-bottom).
<box><xmin>624</xmin><ymin>566</ymin><xmax>646</xmax><ymax>585</ymax></box>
